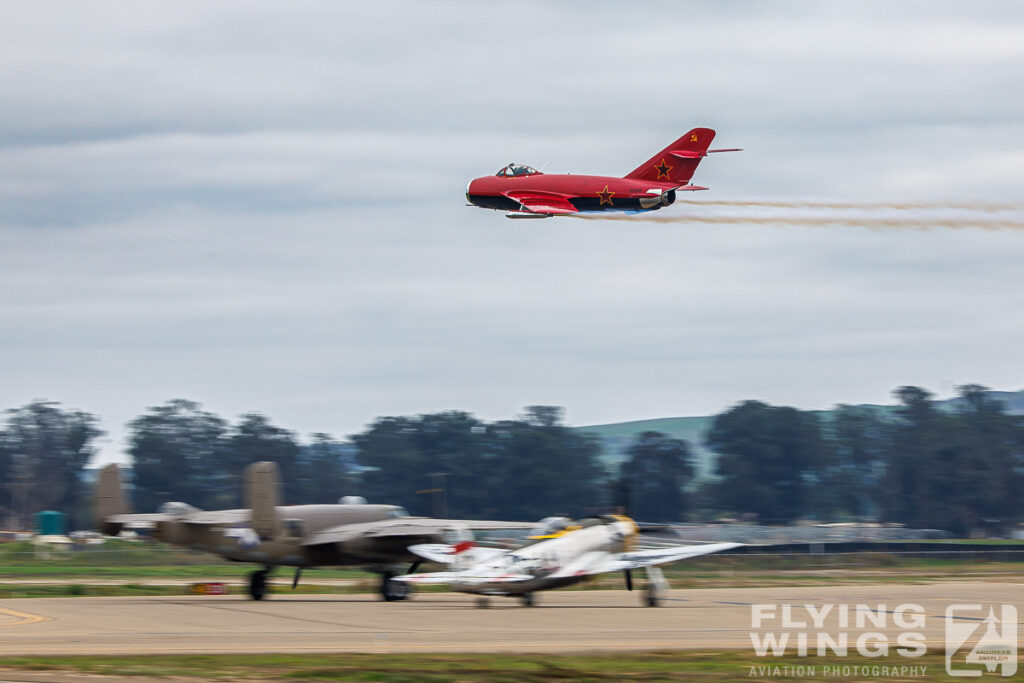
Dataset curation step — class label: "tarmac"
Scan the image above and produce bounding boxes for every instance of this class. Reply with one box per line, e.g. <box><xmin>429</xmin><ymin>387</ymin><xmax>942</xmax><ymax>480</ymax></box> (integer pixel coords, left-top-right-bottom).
<box><xmin>0</xmin><ymin>582</ymin><xmax>1020</xmax><ymax>655</ymax></box>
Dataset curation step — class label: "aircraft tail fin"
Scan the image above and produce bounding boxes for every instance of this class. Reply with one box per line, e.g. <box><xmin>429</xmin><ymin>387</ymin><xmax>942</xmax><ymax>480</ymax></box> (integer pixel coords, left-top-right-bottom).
<box><xmin>625</xmin><ymin>127</ymin><xmax>716</xmax><ymax>184</ymax></box>
<box><xmin>95</xmin><ymin>463</ymin><xmax>129</xmax><ymax>534</ymax></box>
<box><xmin>245</xmin><ymin>461</ymin><xmax>282</xmax><ymax>540</ymax></box>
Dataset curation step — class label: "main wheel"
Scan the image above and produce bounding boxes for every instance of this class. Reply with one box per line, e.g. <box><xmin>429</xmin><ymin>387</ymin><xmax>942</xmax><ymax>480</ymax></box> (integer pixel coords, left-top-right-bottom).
<box><xmin>475</xmin><ymin>597</ymin><xmax>491</xmax><ymax>609</ymax></box>
<box><xmin>379</xmin><ymin>573</ymin><xmax>409</xmax><ymax>602</ymax></box>
<box><xmin>249</xmin><ymin>569</ymin><xmax>268</xmax><ymax>601</ymax></box>
<box><xmin>521</xmin><ymin>592</ymin><xmax>536</xmax><ymax>607</ymax></box>
<box><xmin>644</xmin><ymin>587</ymin><xmax>661</xmax><ymax>607</ymax></box>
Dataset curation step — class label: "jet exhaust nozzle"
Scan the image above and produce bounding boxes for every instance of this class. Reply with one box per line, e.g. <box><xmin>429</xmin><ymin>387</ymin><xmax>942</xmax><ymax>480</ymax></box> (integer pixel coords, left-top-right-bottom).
<box><xmin>638</xmin><ymin>189</ymin><xmax>676</xmax><ymax>210</ymax></box>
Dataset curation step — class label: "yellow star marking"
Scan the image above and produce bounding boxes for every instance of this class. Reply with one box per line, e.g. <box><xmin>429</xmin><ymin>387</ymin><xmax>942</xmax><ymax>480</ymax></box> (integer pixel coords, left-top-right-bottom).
<box><xmin>596</xmin><ymin>184</ymin><xmax>615</xmax><ymax>206</ymax></box>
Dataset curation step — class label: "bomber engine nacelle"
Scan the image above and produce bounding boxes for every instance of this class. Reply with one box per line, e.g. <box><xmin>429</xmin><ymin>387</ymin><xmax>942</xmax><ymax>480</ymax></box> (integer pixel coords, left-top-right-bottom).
<box><xmin>638</xmin><ymin>189</ymin><xmax>676</xmax><ymax>209</ymax></box>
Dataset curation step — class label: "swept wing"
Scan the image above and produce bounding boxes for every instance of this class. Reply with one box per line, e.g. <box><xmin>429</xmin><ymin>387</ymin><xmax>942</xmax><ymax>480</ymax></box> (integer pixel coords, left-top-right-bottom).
<box><xmin>503</xmin><ymin>190</ymin><xmax>578</xmax><ymax>215</ymax></box>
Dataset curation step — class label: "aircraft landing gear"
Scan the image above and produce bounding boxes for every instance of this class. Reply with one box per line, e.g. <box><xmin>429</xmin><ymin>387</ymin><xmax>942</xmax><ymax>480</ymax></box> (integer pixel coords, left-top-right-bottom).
<box><xmin>248</xmin><ymin>568</ymin><xmax>270</xmax><ymax>601</ymax></box>
<box><xmin>520</xmin><ymin>592</ymin><xmax>536</xmax><ymax>607</ymax></box>
<box><xmin>643</xmin><ymin>565</ymin><xmax>667</xmax><ymax>607</ymax></box>
<box><xmin>475</xmin><ymin>596</ymin><xmax>491</xmax><ymax>609</ymax></box>
<box><xmin>379</xmin><ymin>571</ymin><xmax>409</xmax><ymax>602</ymax></box>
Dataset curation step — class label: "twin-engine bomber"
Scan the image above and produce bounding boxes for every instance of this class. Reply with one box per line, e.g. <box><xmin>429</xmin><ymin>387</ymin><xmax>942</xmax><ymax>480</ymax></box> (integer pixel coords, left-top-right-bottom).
<box><xmin>465</xmin><ymin>127</ymin><xmax>739</xmax><ymax>219</ymax></box>
<box><xmin>95</xmin><ymin>461</ymin><xmax>531</xmax><ymax>601</ymax></box>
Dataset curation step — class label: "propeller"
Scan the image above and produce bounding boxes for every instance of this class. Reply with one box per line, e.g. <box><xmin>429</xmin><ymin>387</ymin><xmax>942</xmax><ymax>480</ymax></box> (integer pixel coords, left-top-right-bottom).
<box><xmin>624</xmin><ymin>569</ymin><xmax>633</xmax><ymax>591</ymax></box>
<box><xmin>292</xmin><ymin>568</ymin><xmax>302</xmax><ymax>589</ymax></box>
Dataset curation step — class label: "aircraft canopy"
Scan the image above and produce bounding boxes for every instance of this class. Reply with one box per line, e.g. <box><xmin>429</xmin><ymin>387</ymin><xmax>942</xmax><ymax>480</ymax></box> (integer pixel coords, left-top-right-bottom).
<box><xmin>529</xmin><ymin>515</ymin><xmax>574</xmax><ymax>538</ymax></box>
<box><xmin>497</xmin><ymin>163</ymin><xmax>540</xmax><ymax>178</ymax></box>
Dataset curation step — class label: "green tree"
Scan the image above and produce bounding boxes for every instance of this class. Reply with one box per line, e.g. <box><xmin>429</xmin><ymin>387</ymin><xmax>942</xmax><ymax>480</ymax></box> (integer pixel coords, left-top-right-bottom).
<box><xmin>0</xmin><ymin>400</ymin><xmax>102</xmax><ymax>529</ymax></box>
<box><xmin>219</xmin><ymin>413</ymin><xmax>301</xmax><ymax>507</ymax></box>
<box><xmin>616</xmin><ymin>431</ymin><xmax>694</xmax><ymax>522</ymax></box>
<box><xmin>294</xmin><ymin>433</ymin><xmax>353</xmax><ymax>504</ymax></box>
<box><xmin>821</xmin><ymin>405</ymin><xmax>889</xmax><ymax>520</ymax></box>
<box><xmin>353</xmin><ymin>407</ymin><xmax>607</xmax><ymax>520</ymax></box>
<box><xmin>355</xmin><ymin>411</ymin><xmax>487</xmax><ymax>516</ymax></box>
<box><xmin>127</xmin><ymin>399</ymin><xmax>227</xmax><ymax>511</ymax></box>
<box><xmin>706</xmin><ymin>401</ymin><xmax>826</xmax><ymax>523</ymax></box>
<box><xmin>0</xmin><ymin>435</ymin><xmax>11</xmax><ymax>525</ymax></box>
<box><xmin>482</xmin><ymin>407</ymin><xmax>606</xmax><ymax>520</ymax></box>
<box><xmin>926</xmin><ymin>384</ymin><xmax>1024</xmax><ymax>534</ymax></box>
<box><xmin>879</xmin><ymin>386</ymin><xmax>954</xmax><ymax>530</ymax></box>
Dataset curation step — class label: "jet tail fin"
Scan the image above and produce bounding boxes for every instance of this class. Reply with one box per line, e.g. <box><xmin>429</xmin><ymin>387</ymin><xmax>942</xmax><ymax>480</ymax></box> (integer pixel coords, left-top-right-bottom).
<box><xmin>95</xmin><ymin>463</ymin><xmax>129</xmax><ymax>535</ymax></box>
<box><xmin>245</xmin><ymin>461</ymin><xmax>282</xmax><ymax>540</ymax></box>
<box><xmin>625</xmin><ymin>127</ymin><xmax>716</xmax><ymax>184</ymax></box>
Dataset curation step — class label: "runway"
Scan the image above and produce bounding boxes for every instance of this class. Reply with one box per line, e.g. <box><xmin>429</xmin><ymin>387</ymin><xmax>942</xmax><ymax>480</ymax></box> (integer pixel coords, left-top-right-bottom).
<box><xmin>1</xmin><ymin>583</ymin><xmax>1020</xmax><ymax>655</ymax></box>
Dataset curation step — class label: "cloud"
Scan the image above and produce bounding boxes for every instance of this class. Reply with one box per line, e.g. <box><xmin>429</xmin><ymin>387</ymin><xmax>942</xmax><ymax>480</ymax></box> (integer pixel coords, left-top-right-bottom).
<box><xmin>1</xmin><ymin>1</ymin><xmax>1022</xmax><ymax>465</ymax></box>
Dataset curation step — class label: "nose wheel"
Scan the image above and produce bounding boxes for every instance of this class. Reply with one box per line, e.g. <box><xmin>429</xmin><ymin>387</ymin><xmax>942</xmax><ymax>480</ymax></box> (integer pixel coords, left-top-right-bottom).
<box><xmin>520</xmin><ymin>592</ymin><xmax>537</xmax><ymax>607</ymax></box>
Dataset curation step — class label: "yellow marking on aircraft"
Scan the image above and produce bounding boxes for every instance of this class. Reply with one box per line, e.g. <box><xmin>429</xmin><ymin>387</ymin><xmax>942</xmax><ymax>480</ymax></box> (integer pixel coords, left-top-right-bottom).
<box><xmin>0</xmin><ymin>605</ymin><xmax>53</xmax><ymax>626</ymax></box>
<box><xmin>527</xmin><ymin>524</ymin><xmax>582</xmax><ymax>540</ymax></box>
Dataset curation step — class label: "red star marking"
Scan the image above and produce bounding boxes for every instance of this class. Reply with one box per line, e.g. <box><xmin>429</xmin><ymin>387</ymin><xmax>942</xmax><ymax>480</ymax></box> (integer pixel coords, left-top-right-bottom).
<box><xmin>654</xmin><ymin>158</ymin><xmax>672</xmax><ymax>180</ymax></box>
<box><xmin>596</xmin><ymin>185</ymin><xmax>615</xmax><ymax>206</ymax></box>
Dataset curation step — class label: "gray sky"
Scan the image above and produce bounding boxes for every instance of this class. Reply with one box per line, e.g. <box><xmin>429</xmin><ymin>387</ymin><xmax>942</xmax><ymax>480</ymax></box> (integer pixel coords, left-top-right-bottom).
<box><xmin>2</xmin><ymin>1</ymin><xmax>1023</xmax><ymax>464</ymax></box>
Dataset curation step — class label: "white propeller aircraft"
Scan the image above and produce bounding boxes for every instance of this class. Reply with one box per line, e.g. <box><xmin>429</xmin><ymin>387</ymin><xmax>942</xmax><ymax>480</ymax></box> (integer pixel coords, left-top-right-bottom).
<box><xmin>396</xmin><ymin>514</ymin><xmax>741</xmax><ymax>607</ymax></box>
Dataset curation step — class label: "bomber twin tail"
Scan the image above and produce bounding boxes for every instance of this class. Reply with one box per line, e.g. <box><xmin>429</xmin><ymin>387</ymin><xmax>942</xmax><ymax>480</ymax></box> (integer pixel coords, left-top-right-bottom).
<box><xmin>465</xmin><ymin>127</ymin><xmax>740</xmax><ymax>219</ymax></box>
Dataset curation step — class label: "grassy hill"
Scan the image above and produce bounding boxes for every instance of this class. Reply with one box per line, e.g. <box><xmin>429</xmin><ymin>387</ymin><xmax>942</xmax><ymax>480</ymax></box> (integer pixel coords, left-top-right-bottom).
<box><xmin>577</xmin><ymin>388</ymin><xmax>1024</xmax><ymax>481</ymax></box>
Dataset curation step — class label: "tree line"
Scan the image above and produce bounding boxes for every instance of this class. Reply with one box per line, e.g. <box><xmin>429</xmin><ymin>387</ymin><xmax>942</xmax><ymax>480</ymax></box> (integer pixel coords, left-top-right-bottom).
<box><xmin>2</xmin><ymin>385</ymin><xmax>1023</xmax><ymax>535</ymax></box>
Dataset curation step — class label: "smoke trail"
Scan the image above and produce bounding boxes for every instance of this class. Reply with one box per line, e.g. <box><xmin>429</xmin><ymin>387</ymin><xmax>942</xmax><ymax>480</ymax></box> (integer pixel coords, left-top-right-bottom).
<box><xmin>673</xmin><ymin>199</ymin><xmax>1024</xmax><ymax>212</ymax></box>
<box><xmin>568</xmin><ymin>213</ymin><xmax>1024</xmax><ymax>230</ymax></box>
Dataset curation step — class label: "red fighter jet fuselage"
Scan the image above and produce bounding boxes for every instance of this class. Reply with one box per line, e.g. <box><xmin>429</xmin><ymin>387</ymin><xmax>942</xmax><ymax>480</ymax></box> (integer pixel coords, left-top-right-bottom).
<box><xmin>466</xmin><ymin>127</ymin><xmax>739</xmax><ymax>219</ymax></box>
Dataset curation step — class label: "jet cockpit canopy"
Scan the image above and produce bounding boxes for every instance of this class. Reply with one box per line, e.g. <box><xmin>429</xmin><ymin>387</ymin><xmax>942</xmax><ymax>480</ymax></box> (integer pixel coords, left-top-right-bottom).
<box><xmin>496</xmin><ymin>163</ymin><xmax>540</xmax><ymax>178</ymax></box>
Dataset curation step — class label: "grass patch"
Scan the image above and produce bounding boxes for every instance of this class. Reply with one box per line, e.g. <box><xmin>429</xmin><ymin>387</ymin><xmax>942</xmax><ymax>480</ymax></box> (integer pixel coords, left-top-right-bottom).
<box><xmin>0</xmin><ymin>651</ymin><xmax>962</xmax><ymax>681</ymax></box>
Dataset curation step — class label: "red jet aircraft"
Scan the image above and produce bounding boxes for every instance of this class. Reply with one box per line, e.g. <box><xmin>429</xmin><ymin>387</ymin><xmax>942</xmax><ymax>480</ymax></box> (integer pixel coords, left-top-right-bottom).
<box><xmin>466</xmin><ymin>127</ymin><xmax>739</xmax><ymax>218</ymax></box>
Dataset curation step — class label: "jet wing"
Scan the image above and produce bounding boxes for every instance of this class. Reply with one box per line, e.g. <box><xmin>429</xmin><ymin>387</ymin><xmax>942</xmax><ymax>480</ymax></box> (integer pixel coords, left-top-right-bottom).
<box><xmin>503</xmin><ymin>190</ymin><xmax>579</xmax><ymax>215</ymax></box>
<box><xmin>547</xmin><ymin>542</ymin><xmax>742</xmax><ymax>579</ymax></box>
<box><xmin>301</xmin><ymin>518</ymin><xmax>532</xmax><ymax>547</ymax></box>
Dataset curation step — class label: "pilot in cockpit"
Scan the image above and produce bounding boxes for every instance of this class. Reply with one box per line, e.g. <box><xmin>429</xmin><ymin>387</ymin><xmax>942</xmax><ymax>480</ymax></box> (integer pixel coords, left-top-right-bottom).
<box><xmin>497</xmin><ymin>163</ymin><xmax>539</xmax><ymax>178</ymax></box>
